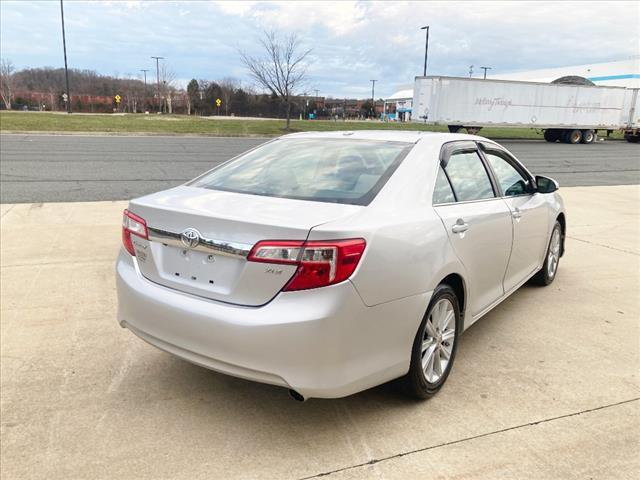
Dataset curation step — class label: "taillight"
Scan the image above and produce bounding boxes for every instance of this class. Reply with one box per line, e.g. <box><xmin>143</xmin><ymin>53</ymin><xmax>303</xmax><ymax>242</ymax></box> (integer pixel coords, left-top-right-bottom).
<box><xmin>122</xmin><ymin>209</ymin><xmax>148</xmax><ymax>256</ymax></box>
<box><xmin>247</xmin><ymin>238</ymin><xmax>366</xmax><ymax>291</ymax></box>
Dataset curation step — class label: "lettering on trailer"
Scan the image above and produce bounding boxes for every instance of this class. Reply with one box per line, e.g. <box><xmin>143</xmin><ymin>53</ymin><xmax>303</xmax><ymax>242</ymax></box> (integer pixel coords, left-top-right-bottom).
<box><xmin>474</xmin><ymin>97</ymin><xmax>513</xmax><ymax>111</ymax></box>
<box><xmin>474</xmin><ymin>96</ymin><xmax>617</xmax><ymax>114</ymax></box>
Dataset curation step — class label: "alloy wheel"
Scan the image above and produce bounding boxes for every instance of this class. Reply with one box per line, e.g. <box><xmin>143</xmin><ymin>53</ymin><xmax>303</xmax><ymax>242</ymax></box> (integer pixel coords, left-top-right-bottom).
<box><xmin>547</xmin><ymin>228</ymin><xmax>561</xmax><ymax>278</ymax></box>
<box><xmin>421</xmin><ymin>298</ymin><xmax>456</xmax><ymax>383</ymax></box>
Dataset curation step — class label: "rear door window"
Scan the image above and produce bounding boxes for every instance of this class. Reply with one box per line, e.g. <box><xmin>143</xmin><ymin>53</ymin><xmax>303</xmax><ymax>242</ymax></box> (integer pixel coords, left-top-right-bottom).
<box><xmin>444</xmin><ymin>151</ymin><xmax>495</xmax><ymax>202</ymax></box>
<box><xmin>433</xmin><ymin>167</ymin><xmax>456</xmax><ymax>204</ymax></box>
<box><xmin>190</xmin><ymin>138</ymin><xmax>412</xmax><ymax>205</ymax></box>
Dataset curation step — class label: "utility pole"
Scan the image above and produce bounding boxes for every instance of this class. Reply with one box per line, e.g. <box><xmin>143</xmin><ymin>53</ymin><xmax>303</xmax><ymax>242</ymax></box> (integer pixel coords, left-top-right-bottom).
<box><xmin>59</xmin><ymin>0</ymin><xmax>71</xmax><ymax>113</ymax></box>
<box><xmin>151</xmin><ymin>56</ymin><xmax>164</xmax><ymax>113</ymax></box>
<box><xmin>140</xmin><ymin>69</ymin><xmax>148</xmax><ymax>93</ymax></box>
<box><xmin>370</xmin><ymin>79</ymin><xmax>377</xmax><ymax>119</ymax></box>
<box><xmin>420</xmin><ymin>26</ymin><xmax>430</xmax><ymax>76</ymax></box>
<box><xmin>140</xmin><ymin>69</ymin><xmax>149</xmax><ymax>110</ymax></box>
<box><xmin>468</xmin><ymin>65</ymin><xmax>474</xmax><ymax>78</ymax></box>
<box><xmin>480</xmin><ymin>66</ymin><xmax>492</xmax><ymax>79</ymax></box>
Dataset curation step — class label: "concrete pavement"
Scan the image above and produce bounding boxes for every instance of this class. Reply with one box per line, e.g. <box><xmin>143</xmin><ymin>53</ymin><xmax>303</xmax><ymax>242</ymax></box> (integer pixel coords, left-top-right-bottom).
<box><xmin>2</xmin><ymin>133</ymin><xmax>639</xmax><ymax>203</ymax></box>
<box><xmin>1</xmin><ymin>185</ymin><xmax>639</xmax><ymax>479</ymax></box>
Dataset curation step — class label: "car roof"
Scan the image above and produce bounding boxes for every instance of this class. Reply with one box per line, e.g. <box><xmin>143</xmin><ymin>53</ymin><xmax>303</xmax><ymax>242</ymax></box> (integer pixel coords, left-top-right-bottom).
<box><xmin>281</xmin><ymin>130</ymin><xmax>488</xmax><ymax>145</ymax></box>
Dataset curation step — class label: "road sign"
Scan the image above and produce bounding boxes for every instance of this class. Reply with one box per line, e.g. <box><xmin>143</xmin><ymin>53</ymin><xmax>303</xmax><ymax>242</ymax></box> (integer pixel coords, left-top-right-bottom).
<box><xmin>115</xmin><ymin>95</ymin><xmax>121</xmax><ymax>104</ymax></box>
<box><xmin>62</xmin><ymin>93</ymin><xmax>68</xmax><ymax>102</ymax></box>
<box><xmin>215</xmin><ymin>98</ymin><xmax>222</xmax><ymax>107</ymax></box>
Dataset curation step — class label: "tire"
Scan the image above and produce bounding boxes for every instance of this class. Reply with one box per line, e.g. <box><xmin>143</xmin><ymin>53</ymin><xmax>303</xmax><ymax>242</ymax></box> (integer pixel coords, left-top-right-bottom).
<box><xmin>567</xmin><ymin>129</ymin><xmax>582</xmax><ymax>144</ymax></box>
<box><xmin>544</xmin><ymin>129</ymin><xmax>560</xmax><ymax>142</ymax></box>
<box><xmin>581</xmin><ymin>129</ymin><xmax>595</xmax><ymax>144</ymax></box>
<box><xmin>560</xmin><ymin>130</ymin><xmax>570</xmax><ymax>143</ymax></box>
<box><xmin>400</xmin><ymin>284</ymin><xmax>461</xmax><ymax>399</ymax></box>
<box><xmin>625</xmin><ymin>133</ymin><xmax>640</xmax><ymax>143</ymax></box>
<box><xmin>530</xmin><ymin>221</ymin><xmax>562</xmax><ymax>286</ymax></box>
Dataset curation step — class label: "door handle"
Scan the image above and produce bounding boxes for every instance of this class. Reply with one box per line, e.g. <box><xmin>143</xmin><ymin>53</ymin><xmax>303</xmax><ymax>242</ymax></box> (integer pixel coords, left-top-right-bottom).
<box><xmin>452</xmin><ymin>219</ymin><xmax>469</xmax><ymax>234</ymax></box>
<box><xmin>512</xmin><ymin>208</ymin><xmax>522</xmax><ymax>219</ymax></box>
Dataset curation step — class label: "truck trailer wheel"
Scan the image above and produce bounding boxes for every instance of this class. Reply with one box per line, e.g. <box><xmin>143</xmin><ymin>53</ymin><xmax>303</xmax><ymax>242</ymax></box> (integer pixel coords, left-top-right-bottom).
<box><xmin>624</xmin><ymin>133</ymin><xmax>640</xmax><ymax>143</ymax></box>
<box><xmin>565</xmin><ymin>129</ymin><xmax>582</xmax><ymax>144</ymax></box>
<box><xmin>544</xmin><ymin>129</ymin><xmax>561</xmax><ymax>142</ymax></box>
<box><xmin>581</xmin><ymin>130</ymin><xmax>596</xmax><ymax>144</ymax></box>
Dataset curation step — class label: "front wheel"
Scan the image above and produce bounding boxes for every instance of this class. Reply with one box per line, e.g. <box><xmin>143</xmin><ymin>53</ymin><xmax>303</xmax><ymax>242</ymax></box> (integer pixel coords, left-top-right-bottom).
<box><xmin>400</xmin><ymin>284</ymin><xmax>461</xmax><ymax>399</ymax></box>
<box><xmin>530</xmin><ymin>221</ymin><xmax>562</xmax><ymax>286</ymax></box>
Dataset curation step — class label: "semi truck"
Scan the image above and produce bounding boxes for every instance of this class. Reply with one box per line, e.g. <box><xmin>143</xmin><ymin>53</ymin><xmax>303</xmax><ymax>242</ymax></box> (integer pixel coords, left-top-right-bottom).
<box><xmin>412</xmin><ymin>76</ymin><xmax>640</xmax><ymax>143</ymax></box>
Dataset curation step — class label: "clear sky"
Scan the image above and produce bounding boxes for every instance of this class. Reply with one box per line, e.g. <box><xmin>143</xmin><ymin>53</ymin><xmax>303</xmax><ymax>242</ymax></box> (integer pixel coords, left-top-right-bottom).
<box><xmin>1</xmin><ymin>0</ymin><xmax>638</xmax><ymax>98</ymax></box>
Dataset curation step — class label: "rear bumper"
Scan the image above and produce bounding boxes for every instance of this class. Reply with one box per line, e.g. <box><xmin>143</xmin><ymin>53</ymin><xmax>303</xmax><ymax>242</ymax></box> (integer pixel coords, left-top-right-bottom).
<box><xmin>116</xmin><ymin>250</ymin><xmax>430</xmax><ymax>398</ymax></box>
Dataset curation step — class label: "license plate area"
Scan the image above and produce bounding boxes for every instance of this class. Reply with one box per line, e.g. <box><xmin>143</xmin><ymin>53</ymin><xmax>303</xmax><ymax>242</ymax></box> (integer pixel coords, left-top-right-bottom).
<box><xmin>159</xmin><ymin>245</ymin><xmax>242</xmax><ymax>292</ymax></box>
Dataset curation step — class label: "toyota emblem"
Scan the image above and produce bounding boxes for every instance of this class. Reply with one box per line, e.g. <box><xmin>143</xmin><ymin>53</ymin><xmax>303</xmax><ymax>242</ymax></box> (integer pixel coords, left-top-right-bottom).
<box><xmin>180</xmin><ymin>228</ymin><xmax>201</xmax><ymax>249</ymax></box>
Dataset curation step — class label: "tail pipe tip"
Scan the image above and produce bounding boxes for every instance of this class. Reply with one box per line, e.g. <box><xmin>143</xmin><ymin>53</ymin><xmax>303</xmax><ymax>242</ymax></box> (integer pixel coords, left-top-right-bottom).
<box><xmin>288</xmin><ymin>389</ymin><xmax>307</xmax><ymax>402</ymax></box>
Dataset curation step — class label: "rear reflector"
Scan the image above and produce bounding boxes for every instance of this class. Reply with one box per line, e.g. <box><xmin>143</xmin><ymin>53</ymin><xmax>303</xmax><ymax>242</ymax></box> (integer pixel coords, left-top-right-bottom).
<box><xmin>122</xmin><ymin>209</ymin><xmax>148</xmax><ymax>256</ymax></box>
<box><xmin>248</xmin><ymin>238</ymin><xmax>366</xmax><ymax>291</ymax></box>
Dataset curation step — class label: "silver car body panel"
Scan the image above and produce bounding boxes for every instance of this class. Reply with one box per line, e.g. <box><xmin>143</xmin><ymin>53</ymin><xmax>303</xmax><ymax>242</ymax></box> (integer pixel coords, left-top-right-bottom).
<box><xmin>117</xmin><ymin>131</ymin><xmax>566</xmax><ymax>398</ymax></box>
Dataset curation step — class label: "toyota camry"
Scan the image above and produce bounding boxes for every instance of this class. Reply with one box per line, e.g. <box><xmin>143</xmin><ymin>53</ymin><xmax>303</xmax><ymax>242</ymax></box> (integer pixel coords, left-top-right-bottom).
<box><xmin>116</xmin><ymin>131</ymin><xmax>566</xmax><ymax>401</ymax></box>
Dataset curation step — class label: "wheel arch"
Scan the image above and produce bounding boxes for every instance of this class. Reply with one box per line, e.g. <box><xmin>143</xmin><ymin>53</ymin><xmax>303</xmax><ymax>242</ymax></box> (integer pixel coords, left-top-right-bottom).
<box><xmin>556</xmin><ymin>212</ymin><xmax>566</xmax><ymax>256</ymax></box>
<box><xmin>440</xmin><ymin>273</ymin><xmax>467</xmax><ymax>325</ymax></box>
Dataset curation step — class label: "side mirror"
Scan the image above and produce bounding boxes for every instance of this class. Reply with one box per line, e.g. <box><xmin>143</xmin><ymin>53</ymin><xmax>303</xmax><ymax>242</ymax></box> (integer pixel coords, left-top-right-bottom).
<box><xmin>536</xmin><ymin>175</ymin><xmax>559</xmax><ymax>193</ymax></box>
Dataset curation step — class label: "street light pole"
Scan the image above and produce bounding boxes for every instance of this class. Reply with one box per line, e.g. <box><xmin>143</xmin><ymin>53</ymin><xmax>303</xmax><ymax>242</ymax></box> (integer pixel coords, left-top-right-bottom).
<box><xmin>151</xmin><ymin>56</ymin><xmax>164</xmax><ymax>113</ymax></box>
<box><xmin>480</xmin><ymin>66</ymin><xmax>492</xmax><ymax>79</ymax></box>
<box><xmin>370</xmin><ymin>79</ymin><xmax>377</xmax><ymax>119</ymax></box>
<box><xmin>420</xmin><ymin>25</ymin><xmax>429</xmax><ymax>76</ymax></box>
<box><xmin>59</xmin><ymin>0</ymin><xmax>71</xmax><ymax>113</ymax></box>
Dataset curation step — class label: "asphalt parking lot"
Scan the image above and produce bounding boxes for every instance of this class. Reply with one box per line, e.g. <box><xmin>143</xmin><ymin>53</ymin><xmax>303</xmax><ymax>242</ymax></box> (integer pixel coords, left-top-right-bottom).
<box><xmin>1</xmin><ymin>183</ymin><xmax>639</xmax><ymax>479</ymax></box>
<box><xmin>1</xmin><ymin>133</ymin><xmax>639</xmax><ymax>203</ymax></box>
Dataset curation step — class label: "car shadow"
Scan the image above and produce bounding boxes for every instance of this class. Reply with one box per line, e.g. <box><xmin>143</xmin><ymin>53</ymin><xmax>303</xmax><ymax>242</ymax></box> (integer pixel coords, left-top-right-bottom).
<box><xmin>128</xmin><ymin>280</ymin><xmax>550</xmax><ymax>439</ymax></box>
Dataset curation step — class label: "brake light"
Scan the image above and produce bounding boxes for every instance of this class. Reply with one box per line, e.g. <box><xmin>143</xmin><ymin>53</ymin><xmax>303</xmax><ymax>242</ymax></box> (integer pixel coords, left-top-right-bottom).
<box><xmin>248</xmin><ymin>238</ymin><xmax>366</xmax><ymax>291</ymax></box>
<box><xmin>122</xmin><ymin>209</ymin><xmax>148</xmax><ymax>256</ymax></box>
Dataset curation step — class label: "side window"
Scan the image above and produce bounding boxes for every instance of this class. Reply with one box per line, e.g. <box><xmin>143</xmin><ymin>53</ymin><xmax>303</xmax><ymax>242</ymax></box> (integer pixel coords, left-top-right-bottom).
<box><xmin>484</xmin><ymin>151</ymin><xmax>530</xmax><ymax>197</ymax></box>
<box><xmin>433</xmin><ymin>167</ymin><xmax>455</xmax><ymax>204</ymax></box>
<box><xmin>444</xmin><ymin>151</ymin><xmax>495</xmax><ymax>202</ymax></box>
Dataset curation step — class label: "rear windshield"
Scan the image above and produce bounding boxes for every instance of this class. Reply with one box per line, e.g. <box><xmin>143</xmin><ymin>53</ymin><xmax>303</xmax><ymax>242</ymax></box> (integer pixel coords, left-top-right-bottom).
<box><xmin>190</xmin><ymin>138</ymin><xmax>412</xmax><ymax>205</ymax></box>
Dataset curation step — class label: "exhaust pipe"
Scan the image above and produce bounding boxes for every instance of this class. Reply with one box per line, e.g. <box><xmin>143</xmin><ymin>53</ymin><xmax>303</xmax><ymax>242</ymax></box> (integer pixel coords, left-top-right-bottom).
<box><xmin>288</xmin><ymin>389</ymin><xmax>306</xmax><ymax>402</ymax></box>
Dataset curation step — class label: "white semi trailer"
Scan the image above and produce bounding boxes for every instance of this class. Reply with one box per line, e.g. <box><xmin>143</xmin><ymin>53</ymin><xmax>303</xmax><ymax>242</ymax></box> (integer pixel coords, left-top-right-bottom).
<box><xmin>412</xmin><ymin>76</ymin><xmax>640</xmax><ymax>144</ymax></box>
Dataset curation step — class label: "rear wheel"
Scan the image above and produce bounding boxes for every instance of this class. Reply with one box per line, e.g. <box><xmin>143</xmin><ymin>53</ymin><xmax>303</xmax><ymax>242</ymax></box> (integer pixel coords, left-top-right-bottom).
<box><xmin>567</xmin><ymin>129</ymin><xmax>582</xmax><ymax>144</ymax></box>
<box><xmin>530</xmin><ymin>221</ymin><xmax>562</xmax><ymax>286</ymax></box>
<box><xmin>400</xmin><ymin>284</ymin><xmax>461</xmax><ymax>399</ymax></box>
<box><xmin>581</xmin><ymin>129</ymin><xmax>595</xmax><ymax>144</ymax></box>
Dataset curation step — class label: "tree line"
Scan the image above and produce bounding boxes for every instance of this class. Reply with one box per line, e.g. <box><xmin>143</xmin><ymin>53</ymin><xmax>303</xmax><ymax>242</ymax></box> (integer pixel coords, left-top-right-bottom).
<box><xmin>1</xmin><ymin>31</ymin><xmax>383</xmax><ymax>123</ymax></box>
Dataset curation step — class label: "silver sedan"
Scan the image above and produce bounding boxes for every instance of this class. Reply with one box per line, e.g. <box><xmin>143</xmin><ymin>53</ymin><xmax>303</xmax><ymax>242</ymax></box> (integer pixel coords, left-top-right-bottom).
<box><xmin>116</xmin><ymin>131</ymin><xmax>566</xmax><ymax>400</ymax></box>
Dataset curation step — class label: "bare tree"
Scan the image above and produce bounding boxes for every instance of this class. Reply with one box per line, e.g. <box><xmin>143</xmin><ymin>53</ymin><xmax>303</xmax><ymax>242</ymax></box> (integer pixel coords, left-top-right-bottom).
<box><xmin>240</xmin><ymin>31</ymin><xmax>311</xmax><ymax>129</ymax></box>
<box><xmin>159</xmin><ymin>63</ymin><xmax>177</xmax><ymax>113</ymax></box>
<box><xmin>0</xmin><ymin>58</ymin><xmax>16</xmax><ymax>110</ymax></box>
<box><xmin>219</xmin><ymin>77</ymin><xmax>237</xmax><ymax>116</ymax></box>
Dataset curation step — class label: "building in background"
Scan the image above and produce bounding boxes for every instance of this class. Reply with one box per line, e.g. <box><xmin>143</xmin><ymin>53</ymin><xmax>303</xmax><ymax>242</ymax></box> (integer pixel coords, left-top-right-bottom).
<box><xmin>383</xmin><ymin>86</ymin><xmax>413</xmax><ymax>121</ymax></box>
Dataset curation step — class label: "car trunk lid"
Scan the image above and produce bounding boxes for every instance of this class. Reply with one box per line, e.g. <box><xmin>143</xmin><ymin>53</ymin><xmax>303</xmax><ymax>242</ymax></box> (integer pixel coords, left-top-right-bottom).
<box><xmin>127</xmin><ymin>186</ymin><xmax>361</xmax><ymax>306</ymax></box>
